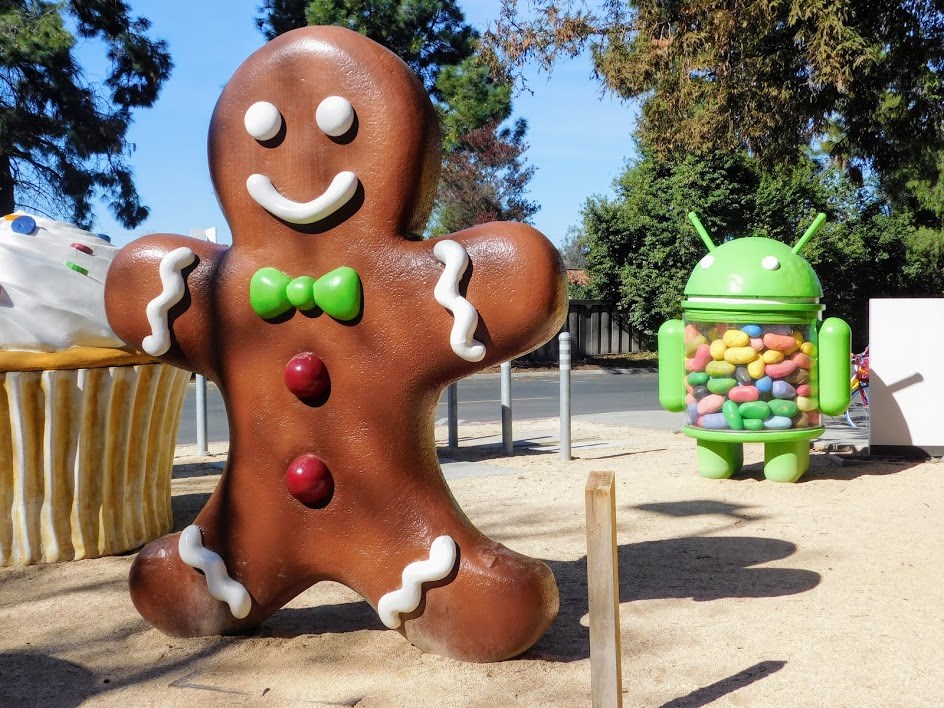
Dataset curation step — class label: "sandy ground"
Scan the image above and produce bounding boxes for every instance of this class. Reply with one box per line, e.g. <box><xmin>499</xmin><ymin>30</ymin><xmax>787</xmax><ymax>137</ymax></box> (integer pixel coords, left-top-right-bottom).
<box><xmin>1</xmin><ymin>419</ymin><xmax>942</xmax><ymax>707</ymax></box>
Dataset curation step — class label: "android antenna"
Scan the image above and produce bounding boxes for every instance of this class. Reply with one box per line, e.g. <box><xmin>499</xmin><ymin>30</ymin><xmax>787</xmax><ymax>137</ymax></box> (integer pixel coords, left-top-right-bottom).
<box><xmin>687</xmin><ymin>212</ymin><xmax>716</xmax><ymax>252</ymax></box>
<box><xmin>792</xmin><ymin>212</ymin><xmax>827</xmax><ymax>254</ymax></box>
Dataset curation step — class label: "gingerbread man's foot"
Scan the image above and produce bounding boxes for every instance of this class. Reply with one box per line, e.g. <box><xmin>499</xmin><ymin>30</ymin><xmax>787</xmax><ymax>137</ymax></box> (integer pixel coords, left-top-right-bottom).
<box><xmin>130</xmin><ymin>529</ymin><xmax>259</xmax><ymax>637</ymax></box>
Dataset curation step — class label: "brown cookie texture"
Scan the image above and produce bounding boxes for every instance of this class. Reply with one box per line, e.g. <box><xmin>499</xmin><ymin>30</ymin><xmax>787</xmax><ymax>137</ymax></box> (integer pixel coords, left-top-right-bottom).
<box><xmin>104</xmin><ymin>25</ymin><xmax>567</xmax><ymax>662</ymax></box>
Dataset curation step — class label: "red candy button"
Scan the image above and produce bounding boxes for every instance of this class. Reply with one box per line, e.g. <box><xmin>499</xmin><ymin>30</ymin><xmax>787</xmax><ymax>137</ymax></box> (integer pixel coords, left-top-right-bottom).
<box><xmin>285</xmin><ymin>454</ymin><xmax>333</xmax><ymax>507</ymax></box>
<box><xmin>284</xmin><ymin>352</ymin><xmax>329</xmax><ymax>400</ymax></box>
<box><xmin>70</xmin><ymin>242</ymin><xmax>93</xmax><ymax>255</ymax></box>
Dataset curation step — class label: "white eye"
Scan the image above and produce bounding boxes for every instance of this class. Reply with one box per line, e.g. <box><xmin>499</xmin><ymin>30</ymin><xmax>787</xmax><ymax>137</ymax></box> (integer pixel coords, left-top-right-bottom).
<box><xmin>762</xmin><ymin>256</ymin><xmax>780</xmax><ymax>270</ymax></box>
<box><xmin>699</xmin><ymin>255</ymin><xmax>714</xmax><ymax>269</ymax></box>
<box><xmin>244</xmin><ymin>101</ymin><xmax>282</xmax><ymax>141</ymax></box>
<box><xmin>316</xmin><ymin>96</ymin><xmax>355</xmax><ymax>137</ymax></box>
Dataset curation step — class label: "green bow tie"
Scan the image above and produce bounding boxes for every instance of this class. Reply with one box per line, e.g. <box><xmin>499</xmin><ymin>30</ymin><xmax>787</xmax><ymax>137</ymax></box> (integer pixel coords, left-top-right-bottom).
<box><xmin>250</xmin><ymin>266</ymin><xmax>362</xmax><ymax>321</ymax></box>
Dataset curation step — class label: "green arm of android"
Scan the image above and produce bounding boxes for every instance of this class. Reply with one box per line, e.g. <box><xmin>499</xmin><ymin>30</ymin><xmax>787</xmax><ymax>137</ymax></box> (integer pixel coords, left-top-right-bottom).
<box><xmin>658</xmin><ymin>319</ymin><xmax>687</xmax><ymax>412</ymax></box>
<box><xmin>818</xmin><ymin>317</ymin><xmax>852</xmax><ymax>416</ymax></box>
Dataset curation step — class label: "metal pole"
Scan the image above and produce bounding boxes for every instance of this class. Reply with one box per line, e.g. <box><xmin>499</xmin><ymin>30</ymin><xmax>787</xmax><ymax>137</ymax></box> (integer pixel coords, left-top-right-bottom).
<box><xmin>560</xmin><ymin>332</ymin><xmax>572</xmax><ymax>461</ymax></box>
<box><xmin>447</xmin><ymin>382</ymin><xmax>458</xmax><ymax>448</ymax></box>
<box><xmin>501</xmin><ymin>361</ymin><xmax>513</xmax><ymax>455</ymax></box>
<box><xmin>195</xmin><ymin>375</ymin><xmax>208</xmax><ymax>456</ymax></box>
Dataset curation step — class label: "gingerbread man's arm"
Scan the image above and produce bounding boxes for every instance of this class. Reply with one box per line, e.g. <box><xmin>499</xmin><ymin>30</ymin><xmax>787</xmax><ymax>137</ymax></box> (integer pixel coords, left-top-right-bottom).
<box><xmin>105</xmin><ymin>234</ymin><xmax>228</xmax><ymax>379</ymax></box>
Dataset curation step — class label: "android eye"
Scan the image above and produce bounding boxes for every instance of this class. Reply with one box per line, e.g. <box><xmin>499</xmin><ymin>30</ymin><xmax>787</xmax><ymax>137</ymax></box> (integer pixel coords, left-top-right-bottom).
<box><xmin>244</xmin><ymin>101</ymin><xmax>283</xmax><ymax>141</ymax></box>
<box><xmin>762</xmin><ymin>256</ymin><xmax>780</xmax><ymax>270</ymax></box>
<box><xmin>316</xmin><ymin>96</ymin><xmax>355</xmax><ymax>137</ymax></box>
<box><xmin>699</xmin><ymin>255</ymin><xmax>714</xmax><ymax>269</ymax></box>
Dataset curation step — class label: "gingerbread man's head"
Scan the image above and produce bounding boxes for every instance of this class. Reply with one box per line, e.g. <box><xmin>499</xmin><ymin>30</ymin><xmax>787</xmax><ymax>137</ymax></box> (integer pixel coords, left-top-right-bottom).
<box><xmin>106</xmin><ymin>26</ymin><xmax>568</xmax><ymax>663</ymax></box>
<box><xmin>209</xmin><ymin>25</ymin><xmax>441</xmax><ymax>244</ymax></box>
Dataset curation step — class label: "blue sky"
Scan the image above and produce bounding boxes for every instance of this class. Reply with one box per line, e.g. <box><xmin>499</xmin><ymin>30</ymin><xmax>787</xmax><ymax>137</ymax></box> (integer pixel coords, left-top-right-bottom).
<box><xmin>85</xmin><ymin>1</ymin><xmax>637</xmax><ymax>248</ymax></box>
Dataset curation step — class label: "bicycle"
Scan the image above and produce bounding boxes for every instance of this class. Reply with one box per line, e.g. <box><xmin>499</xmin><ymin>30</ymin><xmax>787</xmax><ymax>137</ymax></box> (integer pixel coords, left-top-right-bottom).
<box><xmin>845</xmin><ymin>347</ymin><xmax>870</xmax><ymax>427</ymax></box>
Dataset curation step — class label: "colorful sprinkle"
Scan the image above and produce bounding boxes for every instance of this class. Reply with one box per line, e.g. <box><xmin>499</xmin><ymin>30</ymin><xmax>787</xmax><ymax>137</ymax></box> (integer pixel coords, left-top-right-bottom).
<box><xmin>11</xmin><ymin>215</ymin><xmax>36</xmax><ymax>235</ymax></box>
<box><xmin>65</xmin><ymin>261</ymin><xmax>89</xmax><ymax>276</ymax></box>
<box><xmin>96</xmin><ymin>233</ymin><xmax>111</xmax><ymax>243</ymax></box>
<box><xmin>70</xmin><ymin>242</ymin><xmax>93</xmax><ymax>255</ymax></box>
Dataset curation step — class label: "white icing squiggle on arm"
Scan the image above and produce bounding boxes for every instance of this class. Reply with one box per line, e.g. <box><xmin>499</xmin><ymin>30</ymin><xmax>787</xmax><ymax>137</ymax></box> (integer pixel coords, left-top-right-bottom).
<box><xmin>377</xmin><ymin>535</ymin><xmax>457</xmax><ymax>629</ymax></box>
<box><xmin>178</xmin><ymin>525</ymin><xmax>251</xmax><ymax>619</ymax></box>
<box><xmin>433</xmin><ymin>240</ymin><xmax>485</xmax><ymax>362</ymax></box>
<box><xmin>142</xmin><ymin>246</ymin><xmax>196</xmax><ymax>356</ymax></box>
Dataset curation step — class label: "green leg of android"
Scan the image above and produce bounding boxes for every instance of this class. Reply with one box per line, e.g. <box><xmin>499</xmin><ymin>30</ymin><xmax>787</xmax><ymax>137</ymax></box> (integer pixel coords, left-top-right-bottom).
<box><xmin>763</xmin><ymin>440</ymin><xmax>810</xmax><ymax>483</ymax></box>
<box><xmin>695</xmin><ymin>439</ymin><xmax>744</xmax><ymax>479</ymax></box>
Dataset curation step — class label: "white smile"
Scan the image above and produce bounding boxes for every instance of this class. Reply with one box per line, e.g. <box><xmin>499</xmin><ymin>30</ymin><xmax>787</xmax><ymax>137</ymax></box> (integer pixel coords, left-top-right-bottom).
<box><xmin>246</xmin><ymin>171</ymin><xmax>358</xmax><ymax>224</ymax></box>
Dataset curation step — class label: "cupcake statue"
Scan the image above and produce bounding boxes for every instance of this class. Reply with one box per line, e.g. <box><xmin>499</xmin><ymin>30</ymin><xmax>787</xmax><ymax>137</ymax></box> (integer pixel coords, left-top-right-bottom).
<box><xmin>0</xmin><ymin>213</ymin><xmax>191</xmax><ymax>565</ymax></box>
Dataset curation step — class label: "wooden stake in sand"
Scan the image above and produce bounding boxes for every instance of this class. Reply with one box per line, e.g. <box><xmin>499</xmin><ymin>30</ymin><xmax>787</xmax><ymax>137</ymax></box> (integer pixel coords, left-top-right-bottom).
<box><xmin>586</xmin><ymin>471</ymin><xmax>623</xmax><ymax>708</ymax></box>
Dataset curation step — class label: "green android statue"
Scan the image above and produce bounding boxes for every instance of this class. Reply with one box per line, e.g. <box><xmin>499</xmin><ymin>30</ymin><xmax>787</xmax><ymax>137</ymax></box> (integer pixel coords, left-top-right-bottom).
<box><xmin>658</xmin><ymin>212</ymin><xmax>851</xmax><ymax>483</ymax></box>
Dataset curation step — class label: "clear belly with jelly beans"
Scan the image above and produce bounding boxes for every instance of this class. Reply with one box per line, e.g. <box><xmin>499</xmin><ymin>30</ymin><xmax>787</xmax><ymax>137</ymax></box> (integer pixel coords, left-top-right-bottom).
<box><xmin>683</xmin><ymin>321</ymin><xmax>820</xmax><ymax>431</ymax></box>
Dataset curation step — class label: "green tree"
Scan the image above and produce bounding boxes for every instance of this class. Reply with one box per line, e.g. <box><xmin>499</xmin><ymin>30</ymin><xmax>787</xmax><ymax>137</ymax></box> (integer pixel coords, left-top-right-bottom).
<box><xmin>483</xmin><ymin>0</ymin><xmax>944</xmax><ymax>228</ymax></box>
<box><xmin>257</xmin><ymin>0</ymin><xmax>539</xmax><ymax>232</ymax></box>
<box><xmin>0</xmin><ymin>1</ymin><xmax>172</xmax><ymax>227</ymax></box>
<box><xmin>583</xmin><ymin>146</ymin><xmax>922</xmax><ymax>346</ymax></box>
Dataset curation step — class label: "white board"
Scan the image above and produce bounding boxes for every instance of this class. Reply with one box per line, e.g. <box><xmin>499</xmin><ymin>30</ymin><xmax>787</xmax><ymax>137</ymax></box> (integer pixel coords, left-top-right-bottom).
<box><xmin>869</xmin><ymin>298</ymin><xmax>944</xmax><ymax>456</ymax></box>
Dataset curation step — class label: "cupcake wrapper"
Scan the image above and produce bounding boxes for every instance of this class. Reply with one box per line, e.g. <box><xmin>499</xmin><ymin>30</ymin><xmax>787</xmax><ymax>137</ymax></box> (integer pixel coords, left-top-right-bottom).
<box><xmin>0</xmin><ymin>363</ymin><xmax>190</xmax><ymax>565</ymax></box>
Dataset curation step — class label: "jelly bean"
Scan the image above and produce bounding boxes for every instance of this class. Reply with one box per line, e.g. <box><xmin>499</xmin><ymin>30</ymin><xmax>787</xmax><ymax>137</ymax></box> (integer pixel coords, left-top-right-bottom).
<box><xmin>750</xmin><ymin>337</ymin><xmax>765</xmax><ymax>351</ymax></box>
<box><xmin>747</xmin><ymin>358</ymin><xmax>766</xmax><ymax>379</ymax></box>
<box><xmin>769</xmin><ymin>399</ymin><xmax>799</xmax><ymax>417</ymax></box>
<box><xmin>707</xmin><ymin>377</ymin><xmax>737</xmax><ymax>395</ymax></box>
<box><xmin>687</xmin><ymin>372</ymin><xmax>709</xmax><ymax>386</ymax></box>
<box><xmin>763</xmin><ymin>415</ymin><xmax>794</xmax><ymax>430</ymax></box>
<box><xmin>686</xmin><ymin>381</ymin><xmax>694</xmax><ymax>394</ymax></box>
<box><xmin>765</xmin><ymin>360</ymin><xmax>798</xmax><ymax>379</ymax></box>
<box><xmin>762</xmin><ymin>349</ymin><xmax>784</xmax><ymax>364</ymax></box>
<box><xmin>684</xmin><ymin>343</ymin><xmax>712</xmax><ymax>372</ymax></box>
<box><xmin>709</xmin><ymin>339</ymin><xmax>727</xmax><ymax>360</ymax></box>
<box><xmin>685</xmin><ymin>393</ymin><xmax>696</xmax><ymax>404</ymax></box>
<box><xmin>739</xmin><ymin>401</ymin><xmax>771</xmax><ymax>419</ymax></box>
<box><xmin>685</xmin><ymin>333</ymin><xmax>708</xmax><ymax>356</ymax></box>
<box><xmin>791</xmin><ymin>352</ymin><xmax>813</xmax><ymax>369</ymax></box>
<box><xmin>723</xmin><ymin>329</ymin><xmax>750</xmax><ymax>347</ymax></box>
<box><xmin>724</xmin><ymin>346</ymin><xmax>757</xmax><ymax>365</ymax></box>
<box><xmin>743</xmin><ymin>418</ymin><xmax>765</xmax><ymax>431</ymax></box>
<box><xmin>796</xmin><ymin>396</ymin><xmax>818</xmax><ymax>412</ymax></box>
<box><xmin>796</xmin><ymin>384</ymin><xmax>811</xmax><ymax>397</ymax></box>
<box><xmin>768</xmin><ymin>324</ymin><xmax>792</xmax><ymax>335</ymax></box>
<box><xmin>800</xmin><ymin>341</ymin><xmax>817</xmax><ymax>356</ymax></box>
<box><xmin>685</xmin><ymin>402</ymin><xmax>699</xmax><ymax>425</ymax></box>
<box><xmin>692</xmin><ymin>385</ymin><xmax>710</xmax><ymax>400</ymax></box>
<box><xmin>728</xmin><ymin>385</ymin><xmax>760</xmax><ymax>403</ymax></box>
<box><xmin>684</xmin><ymin>323</ymin><xmax>700</xmax><ymax>340</ymax></box>
<box><xmin>696</xmin><ymin>394</ymin><xmax>725</xmax><ymax>415</ymax></box>
<box><xmin>699</xmin><ymin>412</ymin><xmax>729</xmax><ymax>430</ymax></box>
<box><xmin>755</xmin><ymin>376</ymin><xmax>773</xmax><ymax>394</ymax></box>
<box><xmin>706</xmin><ymin>360</ymin><xmax>736</xmax><ymax>377</ymax></box>
<box><xmin>771</xmin><ymin>380</ymin><xmax>797</xmax><ymax>399</ymax></box>
<box><xmin>722</xmin><ymin>400</ymin><xmax>744</xmax><ymax>430</ymax></box>
<box><xmin>807</xmin><ymin>411</ymin><xmax>821</xmax><ymax>426</ymax></box>
<box><xmin>787</xmin><ymin>368</ymin><xmax>810</xmax><ymax>385</ymax></box>
<box><xmin>762</xmin><ymin>332</ymin><xmax>799</xmax><ymax>352</ymax></box>
<box><xmin>793</xmin><ymin>412</ymin><xmax>809</xmax><ymax>428</ymax></box>
<box><xmin>734</xmin><ymin>366</ymin><xmax>753</xmax><ymax>385</ymax></box>
<box><xmin>741</xmin><ymin>324</ymin><xmax>762</xmax><ymax>337</ymax></box>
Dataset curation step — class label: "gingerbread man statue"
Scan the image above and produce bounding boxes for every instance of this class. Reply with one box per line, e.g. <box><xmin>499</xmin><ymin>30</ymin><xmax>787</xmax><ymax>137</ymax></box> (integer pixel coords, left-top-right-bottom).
<box><xmin>104</xmin><ymin>26</ymin><xmax>567</xmax><ymax>662</ymax></box>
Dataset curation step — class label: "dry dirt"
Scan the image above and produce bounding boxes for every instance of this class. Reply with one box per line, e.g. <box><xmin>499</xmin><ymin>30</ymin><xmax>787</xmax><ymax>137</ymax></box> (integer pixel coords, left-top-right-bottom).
<box><xmin>1</xmin><ymin>419</ymin><xmax>942</xmax><ymax>706</ymax></box>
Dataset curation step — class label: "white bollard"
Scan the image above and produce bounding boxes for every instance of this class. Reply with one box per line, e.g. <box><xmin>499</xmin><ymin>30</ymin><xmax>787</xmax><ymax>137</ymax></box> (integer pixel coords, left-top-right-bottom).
<box><xmin>560</xmin><ymin>332</ymin><xmax>572</xmax><ymax>461</ymax></box>
<box><xmin>195</xmin><ymin>375</ymin><xmax>208</xmax><ymax>457</ymax></box>
<box><xmin>501</xmin><ymin>361</ymin><xmax>513</xmax><ymax>455</ymax></box>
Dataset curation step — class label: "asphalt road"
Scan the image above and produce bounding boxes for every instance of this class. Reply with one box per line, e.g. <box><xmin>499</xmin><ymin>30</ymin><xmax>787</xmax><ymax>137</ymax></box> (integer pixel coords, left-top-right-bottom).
<box><xmin>176</xmin><ymin>370</ymin><xmax>660</xmax><ymax>445</ymax></box>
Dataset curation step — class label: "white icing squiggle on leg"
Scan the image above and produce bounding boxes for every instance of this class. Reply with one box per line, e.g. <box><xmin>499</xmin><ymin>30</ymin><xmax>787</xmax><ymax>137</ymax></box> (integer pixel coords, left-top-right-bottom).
<box><xmin>377</xmin><ymin>535</ymin><xmax>457</xmax><ymax>629</ymax></box>
<box><xmin>178</xmin><ymin>524</ymin><xmax>252</xmax><ymax>619</ymax></box>
<box><xmin>433</xmin><ymin>240</ymin><xmax>486</xmax><ymax>362</ymax></box>
<box><xmin>142</xmin><ymin>246</ymin><xmax>196</xmax><ymax>356</ymax></box>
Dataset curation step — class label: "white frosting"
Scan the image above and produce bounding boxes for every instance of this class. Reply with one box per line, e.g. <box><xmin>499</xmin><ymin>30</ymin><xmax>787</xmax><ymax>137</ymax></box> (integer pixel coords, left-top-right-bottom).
<box><xmin>433</xmin><ymin>240</ymin><xmax>486</xmax><ymax>362</ymax></box>
<box><xmin>377</xmin><ymin>536</ymin><xmax>457</xmax><ymax>629</ymax></box>
<box><xmin>244</xmin><ymin>101</ymin><xmax>283</xmax><ymax>141</ymax></box>
<box><xmin>316</xmin><ymin>96</ymin><xmax>355</xmax><ymax>137</ymax></box>
<box><xmin>246</xmin><ymin>171</ymin><xmax>358</xmax><ymax>225</ymax></box>
<box><xmin>142</xmin><ymin>246</ymin><xmax>196</xmax><ymax>356</ymax></box>
<box><xmin>178</xmin><ymin>524</ymin><xmax>252</xmax><ymax>620</ymax></box>
<box><xmin>0</xmin><ymin>214</ymin><xmax>123</xmax><ymax>352</ymax></box>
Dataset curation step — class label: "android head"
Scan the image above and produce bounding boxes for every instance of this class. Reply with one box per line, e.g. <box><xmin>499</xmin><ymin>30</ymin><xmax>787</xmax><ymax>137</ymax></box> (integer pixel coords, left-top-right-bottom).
<box><xmin>683</xmin><ymin>212</ymin><xmax>826</xmax><ymax>321</ymax></box>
